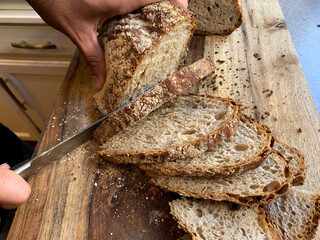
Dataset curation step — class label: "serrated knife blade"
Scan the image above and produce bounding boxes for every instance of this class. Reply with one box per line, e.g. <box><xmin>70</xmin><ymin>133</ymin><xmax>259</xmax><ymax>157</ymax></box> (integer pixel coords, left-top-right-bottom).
<box><xmin>11</xmin><ymin>87</ymin><xmax>155</xmax><ymax>179</ymax></box>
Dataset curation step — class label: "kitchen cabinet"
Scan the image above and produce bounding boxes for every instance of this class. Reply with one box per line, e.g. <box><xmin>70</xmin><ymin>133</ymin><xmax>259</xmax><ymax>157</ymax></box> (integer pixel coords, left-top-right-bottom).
<box><xmin>0</xmin><ymin>60</ymin><xmax>71</xmax><ymax>141</ymax></box>
<box><xmin>0</xmin><ymin>3</ymin><xmax>76</xmax><ymax>141</ymax></box>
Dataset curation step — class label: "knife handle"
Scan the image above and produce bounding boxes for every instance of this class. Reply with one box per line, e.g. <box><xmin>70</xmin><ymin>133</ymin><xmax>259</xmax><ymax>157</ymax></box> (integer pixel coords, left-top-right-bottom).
<box><xmin>11</xmin><ymin>159</ymin><xmax>33</xmax><ymax>179</ymax></box>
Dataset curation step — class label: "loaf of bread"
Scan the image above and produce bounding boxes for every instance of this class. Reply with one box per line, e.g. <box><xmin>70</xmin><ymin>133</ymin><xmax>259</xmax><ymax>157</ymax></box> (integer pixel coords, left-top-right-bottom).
<box><xmin>98</xmin><ymin>95</ymin><xmax>240</xmax><ymax>164</ymax></box>
<box><xmin>170</xmin><ymin>198</ymin><xmax>279</xmax><ymax>240</ymax></box>
<box><xmin>139</xmin><ymin>115</ymin><xmax>272</xmax><ymax>177</ymax></box>
<box><xmin>93</xmin><ymin>57</ymin><xmax>215</xmax><ymax>144</ymax></box>
<box><xmin>93</xmin><ymin>1</ymin><xmax>196</xmax><ymax>116</ymax></box>
<box><xmin>262</xmin><ymin>188</ymin><xmax>320</xmax><ymax>240</ymax></box>
<box><xmin>150</xmin><ymin>150</ymin><xmax>293</xmax><ymax>206</ymax></box>
<box><xmin>187</xmin><ymin>0</ymin><xmax>243</xmax><ymax>35</ymax></box>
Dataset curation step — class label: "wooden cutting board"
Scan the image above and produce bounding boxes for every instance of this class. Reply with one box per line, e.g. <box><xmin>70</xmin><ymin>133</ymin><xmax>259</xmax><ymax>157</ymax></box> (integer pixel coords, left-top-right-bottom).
<box><xmin>7</xmin><ymin>0</ymin><xmax>320</xmax><ymax>239</ymax></box>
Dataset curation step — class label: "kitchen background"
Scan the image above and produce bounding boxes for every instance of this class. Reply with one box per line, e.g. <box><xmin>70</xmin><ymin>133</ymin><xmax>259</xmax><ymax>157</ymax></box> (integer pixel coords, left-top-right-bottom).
<box><xmin>0</xmin><ymin>0</ymin><xmax>76</xmax><ymax>143</ymax></box>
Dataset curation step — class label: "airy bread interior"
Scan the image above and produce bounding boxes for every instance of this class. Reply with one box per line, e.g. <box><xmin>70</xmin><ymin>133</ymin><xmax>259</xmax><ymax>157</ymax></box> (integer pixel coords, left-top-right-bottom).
<box><xmin>151</xmin><ymin>151</ymin><xmax>291</xmax><ymax>205</ymax></box>
<box><xmin>139</xmin><ymin>116</ymin><xmax>271</xmax><ymax>177</ymax></box>
<box><xmin>188</xmin><ymin>0</ymin><xmax>243</xmax><ymax>34</ymax></box>
<box><xmin>120</xmin><ymin>23</ymin><xmax>194</xmax><ymax>107</ymax></box>
<box><xmin>170</xmin><ymin>198</ymin><xmax>274</xmax><ymax>239</ymax></box>
<box><xmin>99</xmin><ymin>96</ymin><xmax>238</xmax><ymax>162</ymax></box>
<box><xmin>263</xmin><ymin>188</ymin><xmax>320</xmax><ymax>240</ymax></box>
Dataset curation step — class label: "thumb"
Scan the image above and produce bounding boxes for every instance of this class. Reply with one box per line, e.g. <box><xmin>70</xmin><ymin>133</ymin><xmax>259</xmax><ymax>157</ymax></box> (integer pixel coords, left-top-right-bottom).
<box><xmin>76</xmin><ymin>31</ymin><xmax>106</xmax><ymax>91</ymax></box>
<box><xmin>0</xmin><ymin>168</ymin><xmax>31</xmax><ymax>209</ymax></box>
<box><xmin>172</xmin><ymin>0</ymin><xmax>188</xmax><ymax>8</ymax></box>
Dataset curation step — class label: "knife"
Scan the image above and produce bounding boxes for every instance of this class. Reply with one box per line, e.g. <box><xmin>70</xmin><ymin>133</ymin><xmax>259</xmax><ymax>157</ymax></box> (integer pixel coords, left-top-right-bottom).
<box><xmin>11</xmin><ymin>57</ymin><xmax>214</xmax><ymax>178</ymax></box>
<box><xmin>11</xmin><ymin>87</ymin><xmax>154</xmax><ymax>179</ymax></box>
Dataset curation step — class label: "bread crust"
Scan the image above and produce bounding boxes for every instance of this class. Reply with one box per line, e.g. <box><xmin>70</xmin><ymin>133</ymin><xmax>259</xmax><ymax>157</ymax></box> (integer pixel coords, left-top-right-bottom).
<box><xmin>256</xmin><ymin>207</ymin><xmax>283</xmax><ymax>240</ymax></box>
<box><xmin>169</xmin><ymin>201</ymin><xmax>201</xmax><ymax>240</ymax></box>
<box><xmin>150</xmin><ymin>150</ymin><xmax>294</xmax><ymax>206</ymax></box>
<box><xmin>139</xmin><ymin>115</ymin><xmax>272</xmax><ymax>177</ymax></box>
<box><xmin>273</xmin><ymin>138</ymin><xmax>307</xmax><ymax>186</ymax></box>
<box><xmin>93</xmin><ymin>57</ymin><xmax>215</xmax><ymax>144</ymax></box>
<box><xmin>93</xmin><ymin>1</ymin><xmax>196</xmax><ymax>116</ymax></box>
<box><xmin>99</xmin><ymin>96</ymin><xmax>241</xmax><ymax>164</ymax></box>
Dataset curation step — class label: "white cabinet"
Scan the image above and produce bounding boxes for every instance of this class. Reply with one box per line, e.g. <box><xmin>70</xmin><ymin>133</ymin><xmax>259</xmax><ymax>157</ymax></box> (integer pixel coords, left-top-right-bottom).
<box><xmin>0</xmin><ymin>83</ymin><xmax>40</xmax><ymax>140</ymax></box>
<box><xmin>0</xmin><ymin>60</ymin><xmax>71</xmax><ymax>141</ymax></box>
<box><xmin>0</xmin><ymin>5</ymin><xmax>76</xmax><ymax>141</ymax></box>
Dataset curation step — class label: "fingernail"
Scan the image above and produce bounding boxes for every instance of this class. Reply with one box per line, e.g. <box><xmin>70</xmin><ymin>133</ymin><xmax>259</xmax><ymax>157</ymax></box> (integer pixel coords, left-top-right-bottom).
<box><xmin>0</xmin><ymin>163</ymin><xmax>10</xmax><ymax>169</ymax></box>
<box><xmin>92</xmin><ymin>76</ymin><xmax>103</xmax><ymax>91</ymax></box>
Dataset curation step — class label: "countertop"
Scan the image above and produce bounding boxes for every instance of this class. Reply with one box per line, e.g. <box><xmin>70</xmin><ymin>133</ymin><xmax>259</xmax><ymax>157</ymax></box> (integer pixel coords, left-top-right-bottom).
<box><xmin>279</xmin><ymin>0</ymin><xmax>320</xmax><ymax>114</ymax></box>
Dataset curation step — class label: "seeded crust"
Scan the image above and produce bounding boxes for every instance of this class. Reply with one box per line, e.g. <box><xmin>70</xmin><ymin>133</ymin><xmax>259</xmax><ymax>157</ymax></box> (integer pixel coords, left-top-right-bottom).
<box><xmin>188</xmin><ymin>0</ymin><xmax>243</xmax><ymax>35</ymax></box>
<box><xmin>93</xmin><ymin>1</ymin><xmax>196</xmax><ymax>116</ymax></box>
<box><xmin>149</xmin><ymin>150</ymin><xmax>294</xmax><ymax>206</ymax></box>
<box><xmin>99</xmin><ymin>96</ymin><xmax>241</xmax><ymax>164</ymax></box>
<box><xmin>93</xmin><ymin>57</ymin><xmax>215</xmax><ymax>144</ymax></box>
<box><xmin>139</xmin><ymin>115</ymin><xmax>272</xmax><ymax>177</ymax></box>
<box><xmin>273</xmin><ymin>138</ymin><xmax>306</xmax><ymax>186</ymax></box>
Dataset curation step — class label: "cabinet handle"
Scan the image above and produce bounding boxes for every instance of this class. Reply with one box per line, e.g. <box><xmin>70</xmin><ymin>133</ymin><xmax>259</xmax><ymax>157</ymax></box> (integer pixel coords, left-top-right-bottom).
<box><xmin>0</xmin><ymin>77</ymin><xmax>27</xmax><ymax>111</ymax></box>
<box><xmin>11</xmin><ymin>41</ymin><xmax>57</xmax><ymax>49</ymax></box>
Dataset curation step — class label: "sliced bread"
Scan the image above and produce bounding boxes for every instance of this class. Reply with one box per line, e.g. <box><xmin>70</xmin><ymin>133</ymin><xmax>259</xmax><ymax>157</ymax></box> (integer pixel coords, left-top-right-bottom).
<box><xmin>170</xmin><ymin>198</ymin><xmax>279</xmax><ymax>240</ymax></box>
<box><xmin>93</xmin><ymin>57</ymin><xmax>215</xmax><ymax>143</ymax></box>
<box><xmin>150</xmin><ymin>150</ymin><xmax>293</xmax><ymax>206</ymax></box>
<box><xmin>262</xmin><ymin>188</ymin><xmax>320</xmax><ymax>240</ymax></box>
<box><xmin>93</xmin><ymin>1</ymin><xmax>196</xmax><ymax>116</ymax></box>
<box><xmin>188</xmin><ymin>0</ymin><xmax>243</xmax><ymax>35</ymax></box>
<box><xmin>273</xmin><ymin>139</ymin><xmax>306</xmax><ymax>186</ymax></box>
<box><xmin>99</xmin><ymin>95</ymin><xmax>240</xmax><ymax>164</ymax></box>
<box><xmin>139</xmin><ymin>115</ymin><xmax>272</xmax><ymax>177</ymax></box>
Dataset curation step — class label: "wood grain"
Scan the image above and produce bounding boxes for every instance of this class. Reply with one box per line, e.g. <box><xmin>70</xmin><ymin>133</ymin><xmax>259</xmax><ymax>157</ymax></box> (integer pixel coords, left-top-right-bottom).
<box><xmin>6</xmin><ymin>0</ymin><xmax>320</xmax><ymax>239</ymax></box>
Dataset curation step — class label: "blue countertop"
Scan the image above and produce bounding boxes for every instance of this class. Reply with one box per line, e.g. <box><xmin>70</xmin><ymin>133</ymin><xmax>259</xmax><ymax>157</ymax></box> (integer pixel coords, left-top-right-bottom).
<box><xmin>278</xmin><ymin>0</ymin><xmax>320</xmax><ymax>115</ymax></box>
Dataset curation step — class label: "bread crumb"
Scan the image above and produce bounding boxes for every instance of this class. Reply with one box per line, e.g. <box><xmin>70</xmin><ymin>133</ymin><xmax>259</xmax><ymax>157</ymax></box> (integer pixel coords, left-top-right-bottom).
<box><xmin>253</xmin><ymin>53</ymin><xmax>261</xmax><ymax>60</ymax></box>
<box><xmin>266</xmin><ymin>90</ymin><xmax>273</xmax><ymax>97</ymax></box>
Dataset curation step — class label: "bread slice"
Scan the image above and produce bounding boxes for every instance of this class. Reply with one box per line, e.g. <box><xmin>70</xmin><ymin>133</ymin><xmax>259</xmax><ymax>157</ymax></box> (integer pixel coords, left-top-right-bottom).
<box><xmin>93</xmin><ymin>1</ymin><xmax>196</xmax><ymax>116</ymax></box>
<box><xmin>262</xmin><ymin>188</ymin><xmax>320</xmax><ymax>240</ymax></box>
<box><xmin>273</xmin><ymin>139</ymin><xmax>306</xmax><ymax>186</ymax></box>
<box><xmin>99</xmin><ymin>95</ymin><xmax>240</xmax><ymax>164</ymax></box>
<box><xmin>93</xmin><ymin>57</ymin><xmax>215</xmax><ymax>144</ymax></box>
<box><xmin>170</xmin><ymin>198</ymin><xmax>279</xmax><ymax>240</ymax></box>
<box><xmin>150</xmin><ymin>150</ymin><xmax>293</xmax><ymax>206</ymax></box>
<box><xmin>188</xmin><ymin>0</ymin><xmax>243</xmax><ymax>35</ymax></box>
<box><xmin>139</xmin><ymin>115</ymin><xmax>272</xmax><ymax>177</ymax></box>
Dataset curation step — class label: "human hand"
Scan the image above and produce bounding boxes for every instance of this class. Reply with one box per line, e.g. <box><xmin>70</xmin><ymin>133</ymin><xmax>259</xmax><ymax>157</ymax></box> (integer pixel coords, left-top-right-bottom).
<box><xmin>0</xmin><ymin>163</ymin><xmax>31</xmax><ymax>209</ymax></box>
<box><xmin>26</xmin><ymin>0</ymin><xmax>188</xmax><ymax>90</ymax></box>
